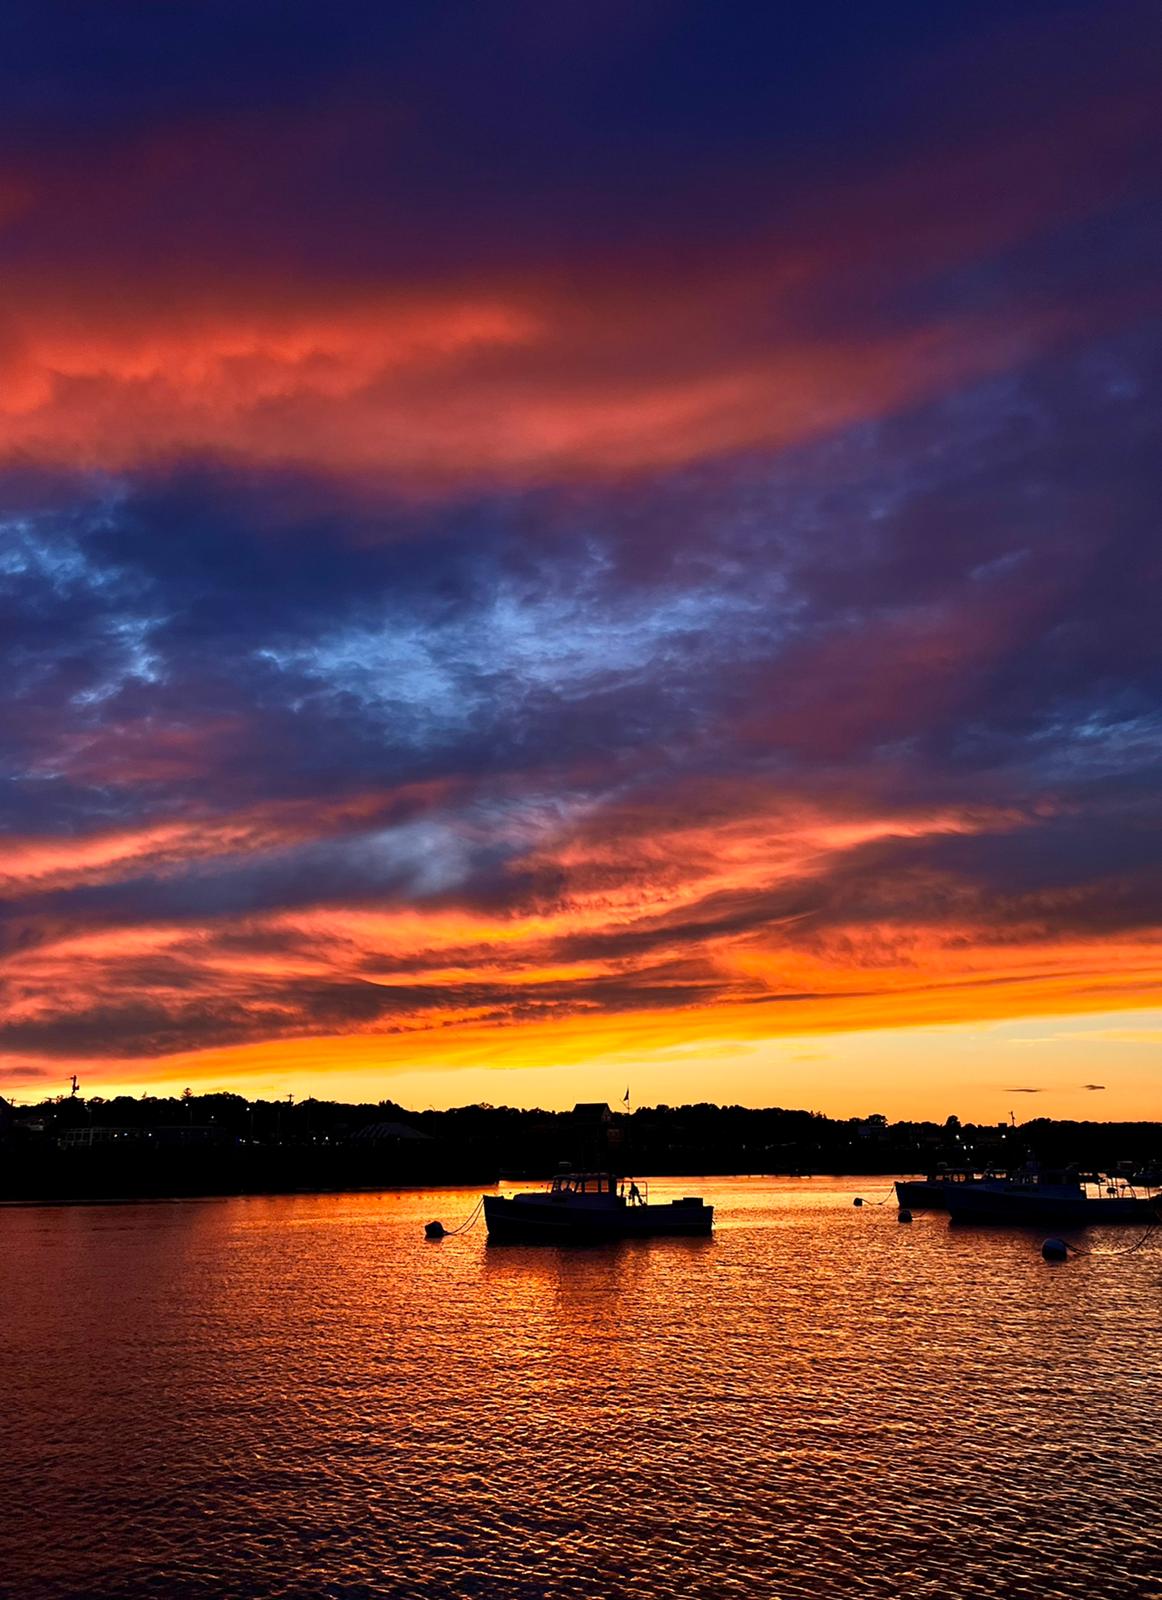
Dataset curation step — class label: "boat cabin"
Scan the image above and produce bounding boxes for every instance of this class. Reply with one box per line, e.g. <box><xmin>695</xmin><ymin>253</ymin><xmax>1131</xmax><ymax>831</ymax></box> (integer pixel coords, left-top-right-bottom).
<box><xmin>926</xmin><ymin>1167</ymin><xmax>1007</xmax><ymax>1185</ymax></box>
<box><xmin>548</xmin><ymin>1172</ymin><xmax>648</xmax><ymax>1205</ymax></box>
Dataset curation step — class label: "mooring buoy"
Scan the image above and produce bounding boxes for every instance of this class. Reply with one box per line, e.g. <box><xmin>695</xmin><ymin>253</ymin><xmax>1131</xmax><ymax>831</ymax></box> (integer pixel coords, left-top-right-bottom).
<box><xmin>424</xmin><ymin>1220</ymin><xmax>446</xmax><ymax>1239</ymax></box>
<box><xmin>853</xmin><ymin>1197</ymin><xmax>864</xmax><ymax>1207</ymax></box>
<box><xmin>1041</xmin><ymin>1236</ymin><xmax>1069</xmax><ymax>1262</ymax></box>
<box><xmin>898</xmin><ymin>1208</ymin><xmax>912</xmax><ymax>1224</ymax></box>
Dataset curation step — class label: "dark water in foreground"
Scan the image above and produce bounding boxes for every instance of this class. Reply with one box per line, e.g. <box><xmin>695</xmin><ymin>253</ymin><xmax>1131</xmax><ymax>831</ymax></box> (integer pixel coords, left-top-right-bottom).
<box><xmin>2</xmin><ymin>1178</ymin><xmax>1159</xmax><ymax>1600</ymax></box>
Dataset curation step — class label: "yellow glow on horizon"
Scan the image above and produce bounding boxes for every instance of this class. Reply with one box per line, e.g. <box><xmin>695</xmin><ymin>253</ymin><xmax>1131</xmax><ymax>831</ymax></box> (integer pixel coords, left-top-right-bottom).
<box><xmin>23</xmin><ymin>995</ymin><xmax>1161</xmax><ymax>1127</ymax></box>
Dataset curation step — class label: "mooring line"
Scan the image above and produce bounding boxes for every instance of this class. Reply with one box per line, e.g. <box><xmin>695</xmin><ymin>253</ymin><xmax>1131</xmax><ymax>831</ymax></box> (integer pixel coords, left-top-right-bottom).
<box><xmin>1052</xmin><ymin>1221</ymin><xmax>1160</xmax><ymax>1259</ymax></box>
<box><xmin>425</xmin><ymin>1197</ymin><xmax>484</xmax><ymax>1239</ymax></box>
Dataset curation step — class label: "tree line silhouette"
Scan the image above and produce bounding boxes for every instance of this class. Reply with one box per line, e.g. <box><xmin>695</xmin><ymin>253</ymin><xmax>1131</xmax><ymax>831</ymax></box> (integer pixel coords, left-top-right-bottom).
<box><xmin>0</xmin><ymin>1089</ymin><xmax>1157</xmax><ymax>1201</ymax></box>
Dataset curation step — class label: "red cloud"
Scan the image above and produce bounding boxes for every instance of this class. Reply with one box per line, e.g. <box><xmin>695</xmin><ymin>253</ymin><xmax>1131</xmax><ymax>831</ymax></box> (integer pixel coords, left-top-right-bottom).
<box><xmin>0</xmin><ymin>65</ymin><xmax>1154</xmax><ymax>488</ymax></box>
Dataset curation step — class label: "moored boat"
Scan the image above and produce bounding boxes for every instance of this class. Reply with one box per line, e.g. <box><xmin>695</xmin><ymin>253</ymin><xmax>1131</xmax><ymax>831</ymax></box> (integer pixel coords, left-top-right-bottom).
<box><xmin>895</xmin><ymin>1168</ymin><xmax>1007</xmax><ymax>1210</ymax></box>
<box><xmin>943</xmin><ymin>1172</ymin><xmax>1160</xmax><ymax>1226</ymax></box>
<box><xmin>483</xmin><ymin>1171</ymin><xmax>713</xmax><ymax>1242</ymax></box>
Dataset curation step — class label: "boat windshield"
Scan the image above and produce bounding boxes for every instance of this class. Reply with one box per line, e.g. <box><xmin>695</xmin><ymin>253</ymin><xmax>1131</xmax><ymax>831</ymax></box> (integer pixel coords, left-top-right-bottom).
<box><xmin>547</xmin><ymin>1173</ymin><xmax>649</xmax><ymax>1202</ymax></box>
<box><xmin>550</xmin><ymin>1173</ymin><xmax>617</xmax><ymax>1196</ymax></box>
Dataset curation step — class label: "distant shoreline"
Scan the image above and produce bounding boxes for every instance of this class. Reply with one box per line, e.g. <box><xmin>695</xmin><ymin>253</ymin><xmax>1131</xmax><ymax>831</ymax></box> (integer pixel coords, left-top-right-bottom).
<box><xmin>5</xmin><ymin>1097</ymin><xmax>1157</xmax><ymax>1208</ymax></box>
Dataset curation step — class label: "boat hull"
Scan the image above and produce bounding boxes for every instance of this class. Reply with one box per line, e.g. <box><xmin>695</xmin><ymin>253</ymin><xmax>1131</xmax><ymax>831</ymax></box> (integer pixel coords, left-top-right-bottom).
<box><xmin>895</xmin><ymin>1179</ymin><xmax>956</xmax><ymax>1208</ymax></box>
<box><xmin>944</xmin><ymin>1187</ymin><xmax>1158</xmax><ymax>1226</ymax></box>
<box><xmin>483</xmin><ymin>1194</ymin><xmax>713</xmax><ymax>1242</ymax></box>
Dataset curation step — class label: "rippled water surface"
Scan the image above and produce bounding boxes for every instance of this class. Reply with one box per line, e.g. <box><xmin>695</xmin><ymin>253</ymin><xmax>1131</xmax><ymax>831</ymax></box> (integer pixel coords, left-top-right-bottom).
<box><xmin>2</xmin><ymin>1178</ymin><xmax>1160</xmax><ymax>1599</ymax></box>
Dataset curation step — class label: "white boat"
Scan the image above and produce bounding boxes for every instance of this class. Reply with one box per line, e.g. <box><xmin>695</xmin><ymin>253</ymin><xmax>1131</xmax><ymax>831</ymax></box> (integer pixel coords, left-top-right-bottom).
<box><xmin>943</xmin><ymin>1171</ymin><xmax>1159</xmax><ymax>1226</ymax></box>
<box><xmin>483</xmin><ymin>1171</ymin><xmax>713</xmax><ymax>1242</ymax></box>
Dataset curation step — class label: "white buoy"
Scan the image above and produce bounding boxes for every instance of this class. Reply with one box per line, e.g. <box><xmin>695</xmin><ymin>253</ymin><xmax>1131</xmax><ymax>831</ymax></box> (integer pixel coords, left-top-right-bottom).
<box><xmin>1042</xmin><ymin>1236</ymin><xmax>1069</xmax><ymax>1262</ymax></box>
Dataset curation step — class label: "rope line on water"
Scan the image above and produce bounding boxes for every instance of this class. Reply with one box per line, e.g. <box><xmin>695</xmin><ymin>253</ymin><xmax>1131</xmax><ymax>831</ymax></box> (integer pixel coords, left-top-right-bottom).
<box><xmin>852</xmin><ymin>1185</ymin><xmax>1161</xmax><ymax>1259</ymax></box>
<box><xmin>854</xmin><ymin>1185</ymin><xmax>900</xmax><ymax>1206</ymax></box>
<box><xmin>440</xmin><ymin>1198</ymin><xmax>484</xmax><ymax>1236</ymax></box>
<box><xmin>1055</xmin><ymin>1221</ymin><xmax>1160</xmax><ymax>1258</ymax></box>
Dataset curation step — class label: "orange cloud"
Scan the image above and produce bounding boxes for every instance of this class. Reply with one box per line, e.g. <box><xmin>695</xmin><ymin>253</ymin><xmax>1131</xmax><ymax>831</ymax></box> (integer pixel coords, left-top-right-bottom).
<box><xmin>32</xmin><ymin>936</ymin><xmax>1162</xmax><ymax>1105</ymax></box>
<box><xmin>7</xmin><ymin>784</ymin><xmax>1159</xmax><ymax>1094</ymax></box>
<box><xmin>0</xmin><ymin>783</ymin><xmax>455</xmax><ymax>893</ymax></box>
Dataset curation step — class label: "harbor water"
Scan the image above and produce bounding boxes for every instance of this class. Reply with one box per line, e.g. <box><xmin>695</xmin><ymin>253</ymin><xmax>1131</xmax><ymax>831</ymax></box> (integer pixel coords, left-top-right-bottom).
<box><xmin>2</xmin><ymin>1177</ymin><xmax>1159</xmax><ymax>1599</ymax></box>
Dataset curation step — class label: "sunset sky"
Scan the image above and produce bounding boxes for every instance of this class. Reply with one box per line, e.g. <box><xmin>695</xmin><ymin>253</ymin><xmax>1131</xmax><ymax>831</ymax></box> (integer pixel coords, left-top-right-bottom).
<box><xmin>2</xmin><ymin>2</ymin><xmax>1160</xmax><ymax>1120</ymax></box>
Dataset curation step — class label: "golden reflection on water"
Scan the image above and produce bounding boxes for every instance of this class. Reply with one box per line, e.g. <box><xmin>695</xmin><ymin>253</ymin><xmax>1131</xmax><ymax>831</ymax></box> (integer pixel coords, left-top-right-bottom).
<box><xmin>2</xmin><ymin>1178</ymin><xmax>1159</xmax><ymax>1599</ymax></box>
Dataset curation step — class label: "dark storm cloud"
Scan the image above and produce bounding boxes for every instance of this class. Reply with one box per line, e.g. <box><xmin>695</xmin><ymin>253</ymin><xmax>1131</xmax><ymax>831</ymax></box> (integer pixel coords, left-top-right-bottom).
<box><xmin>9</xmin><ymin>1</ymin><xmax>1144</xmax><ymax>271</ymax></box>
<box><xmin>0</xmin><ymin>1064</ymin><xmax>50</xmax><ymax>1083</ymax></box>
